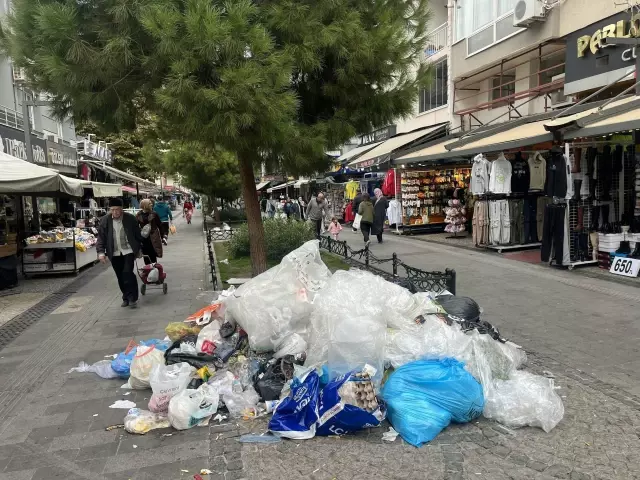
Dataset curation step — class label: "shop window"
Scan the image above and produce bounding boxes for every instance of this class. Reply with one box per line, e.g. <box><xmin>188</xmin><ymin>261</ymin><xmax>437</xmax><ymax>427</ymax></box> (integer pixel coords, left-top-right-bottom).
<box><xmin>491</xmin><ymin>73</ymin><xmax>516</xmax><ymax>107</ymax></box>
<box><xmin>419</xmin><ymin>59</ymin><xmax>448</xmax><ymax>113</ymax></box>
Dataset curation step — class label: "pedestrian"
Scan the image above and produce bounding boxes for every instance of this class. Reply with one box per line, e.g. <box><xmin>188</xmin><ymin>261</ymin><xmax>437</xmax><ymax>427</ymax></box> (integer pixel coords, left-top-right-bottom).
<box><xmin>358</xmin><ymin>193</ymin><xmax>374</xmax><ymax>246</ymax></box>
<box><xmin>284</xmin><ymin>198</ymin><xmax>294</xmax><ymax>219</ymax></box>
<box><xmin>328</xmin><ymin>216</ymin><xmax>343</xmax><ymax>240</ymax></box>
<box><xmin>136</xmin><ymin>199</ymin><xmax>163</xmax><ymax>265</ymax></box>
<box><xmin>183</xmin><ymin>197</ymin><xmax>194</xmax><ymax>224</ymax></box>
<box><xmin>352</xmin><ymin>191</ymin><xmax>363</xmax><ymax>232</ymax></box>
<box><xmin>372</xmin><ymin>188</ymin><xmax>389</xmax><ymax>244</ymax></box>
<box><xmin>306</xmin><ymin>192</ymin><xmax>329</xmax><ymax>238</ymax></box>
<box><xmin>298</xmin><ymin>196</ymin><xmax>307</xmax><ymax>221</ymax></box>
<box><xmin>153</xmin><ymin>196</ymin><xmax>173</xmax><ymax>245</ymax></box>
<box><xmin>97</xmin><ymin>198</ymin><xmax>144</xmax><ymax>308</ymax></box>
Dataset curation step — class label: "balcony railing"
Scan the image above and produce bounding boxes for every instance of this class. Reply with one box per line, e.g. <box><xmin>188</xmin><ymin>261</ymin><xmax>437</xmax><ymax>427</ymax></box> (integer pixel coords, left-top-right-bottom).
<box><xmin>0</xmin><ymin>106</ymin><xmax>24</xmax><ymax>131</ymax></box>
<box><xmin>424</xmin><ymin>23</ymin><xmax>448</xmax><ymax>59</ymax></box>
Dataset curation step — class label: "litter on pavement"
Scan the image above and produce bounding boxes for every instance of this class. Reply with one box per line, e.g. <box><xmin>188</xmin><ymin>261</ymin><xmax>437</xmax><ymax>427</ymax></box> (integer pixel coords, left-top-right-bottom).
<box><xmin>66</xmin><ymin>240</ymin><xmax>564</xmax><ymax>445</ymax></box>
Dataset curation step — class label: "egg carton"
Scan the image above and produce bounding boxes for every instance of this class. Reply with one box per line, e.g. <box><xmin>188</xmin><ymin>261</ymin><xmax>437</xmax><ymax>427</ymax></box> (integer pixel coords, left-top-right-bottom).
<box><xmin>337</xmin><ymin>371</ymin><xmax>379</xmax><ymax>413</ymax></box>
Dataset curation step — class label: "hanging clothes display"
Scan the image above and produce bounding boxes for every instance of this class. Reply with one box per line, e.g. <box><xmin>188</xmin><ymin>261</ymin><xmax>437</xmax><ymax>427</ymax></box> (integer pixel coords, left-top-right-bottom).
<box><xmin>489</xmin><ymin>199</ymin><xmax>510</xmax><ymax>245</ymax></box>
<box><xmin>387</xmin><ymin>199</ymin><xmax>402</xmax><ymax>227</ymax></box>
<box><xmin>541</xmin><ymin>203</ymin><xmax>570</xmax><ymax>266</ymax></box>
<box><xmin>545</xmin><ymin>148</ymin><xmax>572</xmax><ymax>199</ymax></box>
<box><xmin>528</xmin><ymin>152</ymin><xmax>546</xmax><ymax>191</ymax></box>
<box><xmin>471</xmin><ymin>154</ymin><xmax>491</xmax><ymax>195</ymax></box>
<box><xmin>511</xmin><ymin>152</ymin><xmax>530</xmax><ymax>194</ymax></box>
<box><xmin>381</xmin><ymin>170</ymin><xmax>396</xmax><ymax>197</ymax></box>
<box><xmin>489</xmin><ymin>153</ymin><xmax>512</xmax><ymax>194</ymax></box>
<box><xmin>509</xmin><ymin>199</ymin><xmax>524</xmax><ymax>245</ymax></box>
<box><xmin>345</xmin><ymin>180</ymin><xmax>360</xmax><ymax>200</ymax></box>
<box><xmin>472</xmin><ymin>200</ymin><xmax>489</xmax><ymax>246</ymax></box>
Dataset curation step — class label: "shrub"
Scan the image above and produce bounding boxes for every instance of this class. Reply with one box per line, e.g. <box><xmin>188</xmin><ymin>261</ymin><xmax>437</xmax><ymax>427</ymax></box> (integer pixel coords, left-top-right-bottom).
<box><xmin>220</xmin><ymin>207</ymin><xmax>246</xmax><ymax>222</ymax></box>
<box><xmin>228</xmin><ymin>219</ymin><xmax>315</xmax><ymax>262</ymax></box>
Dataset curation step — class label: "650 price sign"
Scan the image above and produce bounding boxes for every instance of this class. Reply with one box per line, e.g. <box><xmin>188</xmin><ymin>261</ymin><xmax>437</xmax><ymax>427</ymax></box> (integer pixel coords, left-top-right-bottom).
<box><xmin>609</xmin><ymin>256</ymin><xmax>640</xmax><ymax>278</ymax></box>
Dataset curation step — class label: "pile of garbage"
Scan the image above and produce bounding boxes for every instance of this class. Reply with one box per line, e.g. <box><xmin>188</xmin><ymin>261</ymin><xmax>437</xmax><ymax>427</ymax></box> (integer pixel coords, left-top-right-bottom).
<box><xmin>69</xmin><ymin>240</ymin><xmax>564</xmax><ymax>446</ymax></box>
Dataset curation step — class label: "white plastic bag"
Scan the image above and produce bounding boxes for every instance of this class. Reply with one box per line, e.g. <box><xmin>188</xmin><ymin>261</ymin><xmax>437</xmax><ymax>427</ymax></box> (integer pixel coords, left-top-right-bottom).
<box><xmin>483</xmin><ymin>370</ymin><xmax>564</xmax><ymax>432</ymax></box>
<box><xmin>196</xmin><ymin>320</ymin><xmax>222</xmax><ymax>354</ymax></box>
<box><xmin>147</xmin><ymin>267</ymin><xmax>160</xmax><ymax>283</ymax></box>
<box><xmin>352</xmin><ymin>213</ymin><xmax>362</xmax><ymax>230</ymax></box>
<box><xmin>67</xmin><ymin>360</ymin><xmax>119</xmax><ymax>379</ymax></box>
<box><xmin>129</xmin><ymin>345</ymin><xmax>165</xmax><ymax>390</ymax></box>
<box><xmin>223</xmin><ymin>385</ymin><xmax>261</xmax><ymax>418</ymax></box>
<box><xmin>168</xmin><ymin>383</ymin><xmax>219</xmax><ymax>430</ymax></box>
<box><xmin>124</xmin><ymin>408</ymin><xmax>170</xmax><ymax>434</ymax></box>
<box><xmin>273</xmin><ymin>333</ymin><xmax>307</xmax><ymax>359</ymax></box>
<box><xmin>225</xmin><ymin>241</ymin><xmax>330</xmax><ymax>352</ymax></box>
<box><xmin>149</xmin><ymin>362</ymin><xmax>196</xmax><ymax>413</ymax></box>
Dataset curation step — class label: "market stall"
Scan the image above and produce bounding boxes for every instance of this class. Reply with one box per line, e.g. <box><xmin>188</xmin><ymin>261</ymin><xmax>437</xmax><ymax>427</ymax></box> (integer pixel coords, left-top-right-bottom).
<box><xmin>22</xmin><ymin>227</ymin><xmax>98</xmax><ymax>275</ymax></box>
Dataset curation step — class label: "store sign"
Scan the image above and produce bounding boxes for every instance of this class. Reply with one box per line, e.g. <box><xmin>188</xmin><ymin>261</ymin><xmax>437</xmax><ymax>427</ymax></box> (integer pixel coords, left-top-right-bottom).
<box><xmin>0</xmin><ymin>123</ymin><xmax>46</xmax><ymax>165</ymax></box>
<box><xmin>609</xmin><ymin>256</ymin><xmax>640</xmax><ymax>277</ymax></box>
<box><xmin>566</xmin><ymin>12</ymin><xmax>640</xmax><ymax>94</ymax></box>
<box><xmin>359</xmin><ymin>125</ymin><xmax>397</xmax><ymax>146</ymax></box>
<box><xmin>46</xmin><ymin>140</ymin><xmax>78</xmax><ymax>174</ymax></box>
<box><xmin>78</xmin><ymin>140</ymin><xmax>113</xmax><ymax>163</ymax></box>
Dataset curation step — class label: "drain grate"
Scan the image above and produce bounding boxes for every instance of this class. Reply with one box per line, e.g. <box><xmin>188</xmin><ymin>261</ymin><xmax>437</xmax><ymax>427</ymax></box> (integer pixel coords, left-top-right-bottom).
<box><xmin>0</xmin><ymin>264</ymin><xmax>106</xmax><ymax>351</ymax></box>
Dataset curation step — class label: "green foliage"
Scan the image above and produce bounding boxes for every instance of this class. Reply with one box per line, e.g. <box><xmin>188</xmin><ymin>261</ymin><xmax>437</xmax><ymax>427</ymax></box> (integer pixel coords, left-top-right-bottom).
<box><xmin>228</xmin><ymin>219</ymin><xmax>315</xmax><ymax>262</ymax></box>
<box><xmin>1</xmin><ymin>0</ymin><xmax>431</xmax><ymax>171</ymax></box>
<box><xmin>220</xmin><ymin>207</ymin><xmax>246</xmax><ymax>222</ymax></box>
<box><xmin>163</xmin><ymin>143</ymin><xmax>241</xmax><ymax>202</ymax></box>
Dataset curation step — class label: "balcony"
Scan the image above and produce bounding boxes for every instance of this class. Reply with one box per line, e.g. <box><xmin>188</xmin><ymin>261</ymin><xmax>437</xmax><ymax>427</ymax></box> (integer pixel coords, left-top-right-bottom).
<box><xmin>0</xmin><ymin>106</ymin><xmax>24</xmax><ymax>131</ymax></box>
<box><xmin>424</xmin><ymin>23</ymin><xmax>448</xmax><ymax>60</ymax></box>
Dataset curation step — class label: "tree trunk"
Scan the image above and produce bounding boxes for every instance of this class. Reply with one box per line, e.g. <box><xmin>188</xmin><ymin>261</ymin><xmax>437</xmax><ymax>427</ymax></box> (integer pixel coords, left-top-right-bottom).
<box><xmin>212</xmin><ymin>198</ymin><xmax>221</xmax><ymax>223</ymax></box>
<box><xmin>239</xmin><ymin>154</ymin><xmax>267</xmax><ymax>275</ymax></box>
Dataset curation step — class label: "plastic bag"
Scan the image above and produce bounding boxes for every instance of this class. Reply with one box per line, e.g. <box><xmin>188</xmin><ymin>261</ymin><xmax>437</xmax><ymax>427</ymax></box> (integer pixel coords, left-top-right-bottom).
<box><xmin>124</xmin><ymin>408</ymin><xmax>170</xmax><ymax>434</ymax></box>
<box><xmin>223</xmin><ymin>385</ymin><xmax>261</xmax><ymax>418</ymax></box>
<box><xmin>129</xmin><ymin>345</ymin><xmax>166</xmax><ymax>389</ymax></box>
<box><xmin>170</xmin><ymin>224</ymin><xmax>177</xmax><ymax>234</ymax></box>
<box><xmin>187</xmin><ymin>304</ymin><xmax>223</xmax><ymax>326</ymax></box>
<box><xmin>225</xmin><ymin>241</ymin><xmax>330</xmax><ymax>352</ymax></box>
<box><xmin>147</xmin><ymin>267</ymin><xmax>160</xmax><ymax>283</ymax></box>
<box><xmin>328</xmin><ymin>315</ymin><xmax>385</xmax><ymax>384</ymax></box>
<box><xmin>273</xmin><ymin>333</ymin><xmax>307</xmax><ymax>359</ymax></box>
<box><xmin>316</xmin><ymin>367</ymin><xmax>385</xmax><ymax>437</ymax></box>
<box><xmin>68</xmin><ymin>360</ymin><xmax>119</xmax><ymax>379</ymax></box>
<box><xmin>165</xmin><ymin>322</ymin><xmax>201</xmax><ymax>342</ymax></box>
<box><xmin>352</xmin><ymin>213</ymin><xmax>362</xmax><ymax>230</ymax></box>
<box><xmin>435</xmin><ymin>295</ymin><xmax>481</xmax><ymax>322</ymax></box>
<box><xmin>254</xmin><ymin>361</ymin><xmax>288</xmax><ymax>401</ymax></box>
<box><xmin>111</xmin><ymin>339</ymin><xmax>171</xmax><ymax>378</ymax></box>
<box><xmin>164</xmin><ymin>335</ymin><xmax>218</xmax><ymax>369</ymax></box>
<box><xmin>168</xmin><ymin>383</ymin><xmax>219</xmax><ymax>430</ymax></box>
<box><xmin>483</xmin><ymin>370</ymin><xmax>564</xmax><ymax>433</ymax></box>
<box><xmin>149</xmin><ymin>362</ymin><xmax>196</xmax><ymax>413</ymax></box>
<box><xmin>269</xmin><ymin>369</ymin><xmax>321</xmax><ymax>440</ymax></box>
<box><xmin>196</xmin><ymin>320</ymin><xmax>222</xmax><ymax>354</ymax></box>
<box><xmin>381</xmin><ymin>358</ymin><xmax>484</xmax><ymax>447</ymax></box>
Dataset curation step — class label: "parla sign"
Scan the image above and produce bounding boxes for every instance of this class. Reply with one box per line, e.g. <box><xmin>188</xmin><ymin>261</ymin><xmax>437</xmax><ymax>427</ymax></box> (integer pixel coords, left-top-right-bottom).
<box><xmin>577</xmin><ymin>13</ymin><xmax>640</xmax><ymax>57</ymax></box>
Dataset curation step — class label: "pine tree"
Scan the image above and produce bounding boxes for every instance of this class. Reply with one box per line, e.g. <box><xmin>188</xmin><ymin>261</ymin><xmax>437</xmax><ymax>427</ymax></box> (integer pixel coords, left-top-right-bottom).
<box><xmin>1</xmin><ymin>0</ymin><xmax>431</xmax><ymax>275</ymax></box>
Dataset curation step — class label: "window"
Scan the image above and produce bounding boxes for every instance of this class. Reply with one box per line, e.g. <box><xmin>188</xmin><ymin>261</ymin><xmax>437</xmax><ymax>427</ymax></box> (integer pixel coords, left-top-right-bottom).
<box><xmin>419</xmin><ymin>59</ymin><xmax>448</xmax><ymax>113</ymax></box>
<box><xmin>538</xmin><ymin>51</ymin><xmax>565</xmax><ymax>86</ymax></box>
<box><xmin>455</xmin><ymin>0</ymin><xmax>524</xmax><ymax>54</ymax></box>
<box><xmin>491</xmin><ymin>73</ymin><xmax>516</xmax><ymax>107</ymax></box>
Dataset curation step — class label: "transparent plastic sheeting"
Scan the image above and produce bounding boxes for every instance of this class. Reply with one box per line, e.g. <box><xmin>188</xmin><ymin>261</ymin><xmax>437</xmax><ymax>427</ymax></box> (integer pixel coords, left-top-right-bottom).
<box><xmin>222</xmin><ymin>240</ymin><xmax>565</xmax><ymax>433</ymax></box>
<box><xmin>225</xmin><ymin>241</ymin><xmax>331</xmax><ymax>352</ymax></box>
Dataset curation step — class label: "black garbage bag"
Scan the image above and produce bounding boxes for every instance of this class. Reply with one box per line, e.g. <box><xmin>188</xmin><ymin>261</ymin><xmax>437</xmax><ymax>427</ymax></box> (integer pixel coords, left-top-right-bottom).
<box><xmin>254</xmin><ymin>359</ymin><xmax>294</xmax><ymax>401</ymax></box>
<box><xmin>164</xmin><ymin>334</ymin><xmax>218</xmax><ymax>369</ymax></box>
<box><xmin>435</xmin><ymin>295</ymin><xmax>505</xmax><ymax>342</ymax></box>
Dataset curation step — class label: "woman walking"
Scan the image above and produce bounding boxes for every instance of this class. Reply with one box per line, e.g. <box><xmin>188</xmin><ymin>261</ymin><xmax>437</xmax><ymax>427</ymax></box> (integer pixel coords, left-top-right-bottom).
<box><xmin>372</xmin><ymin>188</ymin><xmax>389</xmax><ymax>244</ymax></box>
<box><xmin>357</xmin><ymin>193</ymin><xmax>374</xmax><ymax>246</ymax></box>
<box><xmin>136</xmin><ymin>199</ymin><xmax>163</xmax><ymax>265</ymax></box>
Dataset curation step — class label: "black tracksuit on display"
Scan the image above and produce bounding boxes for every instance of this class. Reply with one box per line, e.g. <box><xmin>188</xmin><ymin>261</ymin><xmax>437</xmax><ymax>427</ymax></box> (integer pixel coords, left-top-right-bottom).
<box><xmin>541</xmin><ymin>204</ymin><xmax>567</xmax><ymax>264</ymax></box>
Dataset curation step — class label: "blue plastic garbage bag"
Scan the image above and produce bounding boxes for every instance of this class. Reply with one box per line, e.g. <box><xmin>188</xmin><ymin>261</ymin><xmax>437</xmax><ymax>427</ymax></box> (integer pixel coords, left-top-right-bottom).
<box><xmin>316</xmin><ymin>371</ymin><xmax>386</xmax><ymax>437</ymax></box>
<box><xmin>111</xmin><ymin>339</ymin><xmax>171</xmax><ymax>379</ymax></box>
<box><xmin>381</xmin><ymin>358</ymin><xmax>484</xmax><ymax>447</ymax></box>
<box><xmin>268</xmin><ymin>370</ymin><xmax>320</xmax><ymax>439</ymax></box>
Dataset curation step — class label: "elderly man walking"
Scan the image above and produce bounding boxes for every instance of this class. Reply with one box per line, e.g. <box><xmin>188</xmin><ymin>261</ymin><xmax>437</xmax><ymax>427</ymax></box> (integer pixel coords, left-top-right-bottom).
<box><xmin>306</xmin><ymin>192</ymin><xmax>329</xmax><ymax>239</ymax></box>
<box><xmin>97</xmin><ymin>198</ymin><xmax>144</xmax><ymax>308</ymax></box>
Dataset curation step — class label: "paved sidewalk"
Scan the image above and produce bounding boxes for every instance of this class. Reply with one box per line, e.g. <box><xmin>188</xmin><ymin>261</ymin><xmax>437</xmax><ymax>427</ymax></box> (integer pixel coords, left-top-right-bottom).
<box><xmin>0</xmin><ymin>215</ymin><xmax>639</xmax><ymax>479</ymax></box>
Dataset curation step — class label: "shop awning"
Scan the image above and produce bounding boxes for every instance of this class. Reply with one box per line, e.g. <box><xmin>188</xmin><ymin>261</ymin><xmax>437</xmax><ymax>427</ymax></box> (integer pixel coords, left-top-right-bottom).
<box><xmin>294</xmin><ymin>179</ymin><xmax>309</xmax><ymax>188</ymax></box>
<box><xmin>0</xmin><ymin>152</ymin><xmax>84</xmax><ymax>196</ymax></box>
<box><xmin>395</xmin><ymin>137</ymin><xmax>460</xmax><ymax>165</ymax></box>
<box><xmin>349</xmin><ymin>124</ymin><xmax>447</xmax><ymax>168</ymax></box>
<box><xmin>82</xmin><ymin>181</ymin><xmax>122</xmax><ymax>197</ymax></box>
<box><xmin>81</xmin><ymin>159</ymin><xmax>155</xmax><ymax>187</ymax></box>
<box><xmin>267</xmin><ymin>180</ymin><xmax>296</xmax><ymax>193</ymax></box>
<box><xmin>256</xmin><ymin>181</ymin><xmax>270</xmax><ymax>191</ymax></box>
<box><xmin>337</xmin><ymin>142</ymin><xmax>383</xmax><ymax>163</ymax></box>
<box><xmin>565</xmin><ymin>108</ymin><xmax>640</xmax><ymax>139</ymax></box>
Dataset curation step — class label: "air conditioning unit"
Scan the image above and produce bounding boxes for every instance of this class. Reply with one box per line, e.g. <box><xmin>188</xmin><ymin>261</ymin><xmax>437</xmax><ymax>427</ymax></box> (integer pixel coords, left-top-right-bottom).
<box><xmin>12</xmin><ymin>66</ymin><xmax>27</xmax><ymax>84</ymax></box>
<box><xmin>513</xmin><ymin>0</ymin><xmax>546</xmax><ymax>27</ymax></box>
